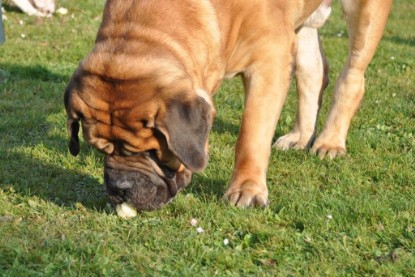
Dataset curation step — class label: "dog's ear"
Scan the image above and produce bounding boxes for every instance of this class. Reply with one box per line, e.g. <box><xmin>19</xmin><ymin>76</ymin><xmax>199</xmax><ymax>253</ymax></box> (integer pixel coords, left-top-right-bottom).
<box><xmin>64</xmin><ymin>78</ymin><xmax>81</xmax><ymax>156</ymax></box>
<box><xmin>156</xmin><ymin>96</ymin><xmax>213</xmax><ymax>172</ymax></box>
<box><xmin>67</xmin><ymin>118</ymin><xmax>80</xmax><ymax>156</ymax></box>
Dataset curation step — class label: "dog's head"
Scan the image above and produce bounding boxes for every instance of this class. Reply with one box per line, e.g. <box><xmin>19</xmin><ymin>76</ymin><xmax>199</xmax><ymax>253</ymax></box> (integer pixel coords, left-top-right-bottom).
<box><xmin>64</xmin><ymin>52</ymin><xmax>214</xmax><ymax>211</ymax></box>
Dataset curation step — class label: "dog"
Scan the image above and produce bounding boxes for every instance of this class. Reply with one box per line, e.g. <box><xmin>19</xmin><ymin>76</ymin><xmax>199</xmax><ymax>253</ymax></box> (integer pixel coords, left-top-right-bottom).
<box><xmin>8</xmin><ymin>0</ymin><xmax>55</xmax><ymax>16</ymax></box>
<box><xmin>64</xmin><ymin>0</ymin><xmax>392</xmax><ymax>210</ymax></box>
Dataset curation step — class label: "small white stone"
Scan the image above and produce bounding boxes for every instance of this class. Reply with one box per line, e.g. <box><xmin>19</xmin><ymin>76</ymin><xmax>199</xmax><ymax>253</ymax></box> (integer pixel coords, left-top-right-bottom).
<box><xmin>190</xmin><ymin>218</ymin><xmax>198</xmax><ymax>226</ymax></box>
<box><xmin>326</xmin><ymin>214</ymin><xmax>333</xmax><ymax>220</ymax></box>
<box><xmin>116</xmin><ymin>202</ymin><xmax>137</xmax><ymax>219</ymax></box>
<box><xmin>223</xmin><ymin>238</ymin><xmax>229</xmax><ymax>246</ymax></box>
<box><xmin>20</xmin><ymin>34</ymin><xmax>26</xmax><ymax>38</ymax></box>
<box><xmin>19</xmin><ymin>20</ymin><xmax>24</xmax><ymax>25</ymax></box>
<box><xmin>196</xmin><ymin>227</ymin><xmax>204</xmax><ymax>233</ymax></box>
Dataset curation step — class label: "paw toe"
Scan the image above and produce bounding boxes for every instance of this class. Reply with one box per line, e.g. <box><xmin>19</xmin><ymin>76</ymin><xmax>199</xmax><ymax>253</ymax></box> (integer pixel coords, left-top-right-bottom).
<box><xmin>274</xmin><ymin>133</ymin><xmax>300</xmax><ymax>150</ymax></box>
<box><xmin>224</xmin><ymin>181</ymin><xmax>269</xmax><ymax>208</ymax></box>
<box><xmin>311</xmin><ymin>144</ymin><xmax>346</xmax><ymax>160</ymax></box>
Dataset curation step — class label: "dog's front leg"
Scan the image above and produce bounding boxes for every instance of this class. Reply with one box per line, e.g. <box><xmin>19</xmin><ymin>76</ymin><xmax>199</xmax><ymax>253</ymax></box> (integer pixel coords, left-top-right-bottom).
<box><xmin>224</xmin><ymin>37</ymin><xmax>295</xmax><ymax>207</ymax></box>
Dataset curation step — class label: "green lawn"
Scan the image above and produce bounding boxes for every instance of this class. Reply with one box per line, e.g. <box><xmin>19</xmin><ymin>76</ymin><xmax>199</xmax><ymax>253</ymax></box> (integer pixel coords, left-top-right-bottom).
<box><xmin>1</xmin><ymin>0</ymin><xmax>414</xmax><ymax>275</ymax></box>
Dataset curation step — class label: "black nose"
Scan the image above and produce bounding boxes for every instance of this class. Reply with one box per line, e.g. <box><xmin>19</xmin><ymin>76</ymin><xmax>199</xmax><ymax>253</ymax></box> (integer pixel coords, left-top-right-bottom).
<box><xmin>104</xmin><ymin>167</ymin><xmax>175</xmax><ymax>211</ymax></box>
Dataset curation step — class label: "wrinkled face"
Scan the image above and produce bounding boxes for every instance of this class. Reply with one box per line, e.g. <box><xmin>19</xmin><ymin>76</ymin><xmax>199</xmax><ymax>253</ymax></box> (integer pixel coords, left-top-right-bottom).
<box><xmin>104</xmin><ymin>152</ymin><xmax>192</xmax><ymax>211</ymax></box>
<box><xmin>64</xmin><ymin>66</ymin><xmax>214</xmax><ymax>211</ymax></box>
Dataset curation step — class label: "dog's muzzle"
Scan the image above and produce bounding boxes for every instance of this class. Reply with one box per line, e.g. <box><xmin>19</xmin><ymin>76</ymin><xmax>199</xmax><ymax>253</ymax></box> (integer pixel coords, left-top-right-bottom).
<box><xmin>104</xmin><ymin>152</ymin><xmax>192</xmax><ymax>211</ymax></box>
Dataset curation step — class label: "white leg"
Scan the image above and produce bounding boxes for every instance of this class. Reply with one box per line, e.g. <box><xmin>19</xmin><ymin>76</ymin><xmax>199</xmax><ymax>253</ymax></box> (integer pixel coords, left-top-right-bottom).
<box><xmin>274</xmin><ymin>26</ymin><xmax>328</xmax><ymax>150</ymax></box>
<box><xmin>12</xmin><ymin>0</ymin><xmax>47</xmax><ymax>16</ymax></box>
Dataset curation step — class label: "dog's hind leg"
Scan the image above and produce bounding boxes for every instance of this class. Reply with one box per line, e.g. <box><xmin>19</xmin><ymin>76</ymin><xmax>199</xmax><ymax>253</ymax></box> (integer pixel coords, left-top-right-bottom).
<box><xmin>311</xmin><ymin>0</ymin><xmax>393</xmax><ymax>159</ymax></box>
<box><xmin>274</xmin><ymin>26</ymin><xmax>329</xmax><ymax>151</ymax></box>
<box><xmin>12</xmin><ymin>0</ymin><xmax>43</xmax><ymax>16</ymax></box>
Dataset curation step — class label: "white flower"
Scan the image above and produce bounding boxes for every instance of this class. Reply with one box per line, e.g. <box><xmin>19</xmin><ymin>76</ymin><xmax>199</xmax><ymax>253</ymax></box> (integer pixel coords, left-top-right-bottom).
<box><xmin>190</xmin><ymin>218</ymin><xmax>198</xmax><ymax>226</ymax></box>
<box><xmin>326</xmin><ymin>214</ymin><xmax>333</xmax><ymax>220</ymax></box>
<box><xmin>196</xmin><ymin>227</ymin><xmax>204</xmax><ymax>233</ymax></box>
<box><xmin>223</xmin><ymin>238</ymin><xmax>229</xmax><ymax>246</ymax></box>
<box><xmin>336</xmin><ymin>31</ymin><xmax>344</xmax><ymax>37</ymax></box>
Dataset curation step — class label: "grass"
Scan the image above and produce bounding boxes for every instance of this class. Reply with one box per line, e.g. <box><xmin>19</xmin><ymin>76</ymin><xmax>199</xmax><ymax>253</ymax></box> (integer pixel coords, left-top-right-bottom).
<box><xmin>0</xmin><ymin>0</ymin><xmax>414</xmax><ymax>275</ymax></box>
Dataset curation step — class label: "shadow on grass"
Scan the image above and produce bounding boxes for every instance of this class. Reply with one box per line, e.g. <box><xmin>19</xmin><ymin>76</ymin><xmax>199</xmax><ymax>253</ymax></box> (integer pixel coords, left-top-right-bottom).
<box><xmin>187</xmin><ymin>175</ymin><xmax>228</xmax><ymax>200</ymax></box>
<box><xmin>0</xmin><ymin>150</ymin><xmax>108</xmax><ymax>210</ymax></box>
<box><xmin>0</xmin><ymin>63</ymin><xmax>67</xmax><ymax>82</ymax></box>
<box><xmin>0</xmin><ymin>63</ymin><xmax>108</xmax><ymax>210</ymax></box>
<box><xmin>384</xmin><ymin>35</ymin><xmax>415</xmax><ymax>47</ymax></box>
<box><xmin>212</xmin><ymin>116</ymin><xmax>240</xmax><ymax>136</ymax></box>
<box><xmin>1</xmin><ymin>3</ymin><xmax>23</xmax><ymax>14</ymax></box>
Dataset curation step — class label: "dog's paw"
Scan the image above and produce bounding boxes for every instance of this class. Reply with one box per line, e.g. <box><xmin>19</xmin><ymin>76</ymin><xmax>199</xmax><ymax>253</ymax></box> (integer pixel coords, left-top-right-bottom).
<box><xmin>273</xmin><ymin>132</ymin><xmax>313</xmax><ymax>150</ymax></box>
<box><xmin>274</xmin><ymin>132</ymin><xmax>300</xmax><ymax>150</ymax></box>
<box><xmin>224</xmin><ymin>180</ymin><xmax>269</xmax><ymax>208</ymax></box>
<box><xmin>311</xmin><ymin>138</ymin><xmax>346</xmax><ymax>160</ymax></box>
<box><xmin>26</xmin><ymin>9</ymin><xmax>49</xmax><ymax>17</ymax></box>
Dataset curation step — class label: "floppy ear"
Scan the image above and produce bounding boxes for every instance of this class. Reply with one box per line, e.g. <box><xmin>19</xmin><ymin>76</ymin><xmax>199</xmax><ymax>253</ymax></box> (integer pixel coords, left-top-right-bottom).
<box><xmin>64</xmin><ymin>79</ymin><xmax>81</xmax><ymax>156</ymax></box>
<box><xmin>157</xmin><ymin>97</ymin><xmax>213</xmax><ymax>172</ymax></box>
<box><xmin>67</xmin><ymin>119</ymin><xmax>80</xmax><ymax>156</ymax></box>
